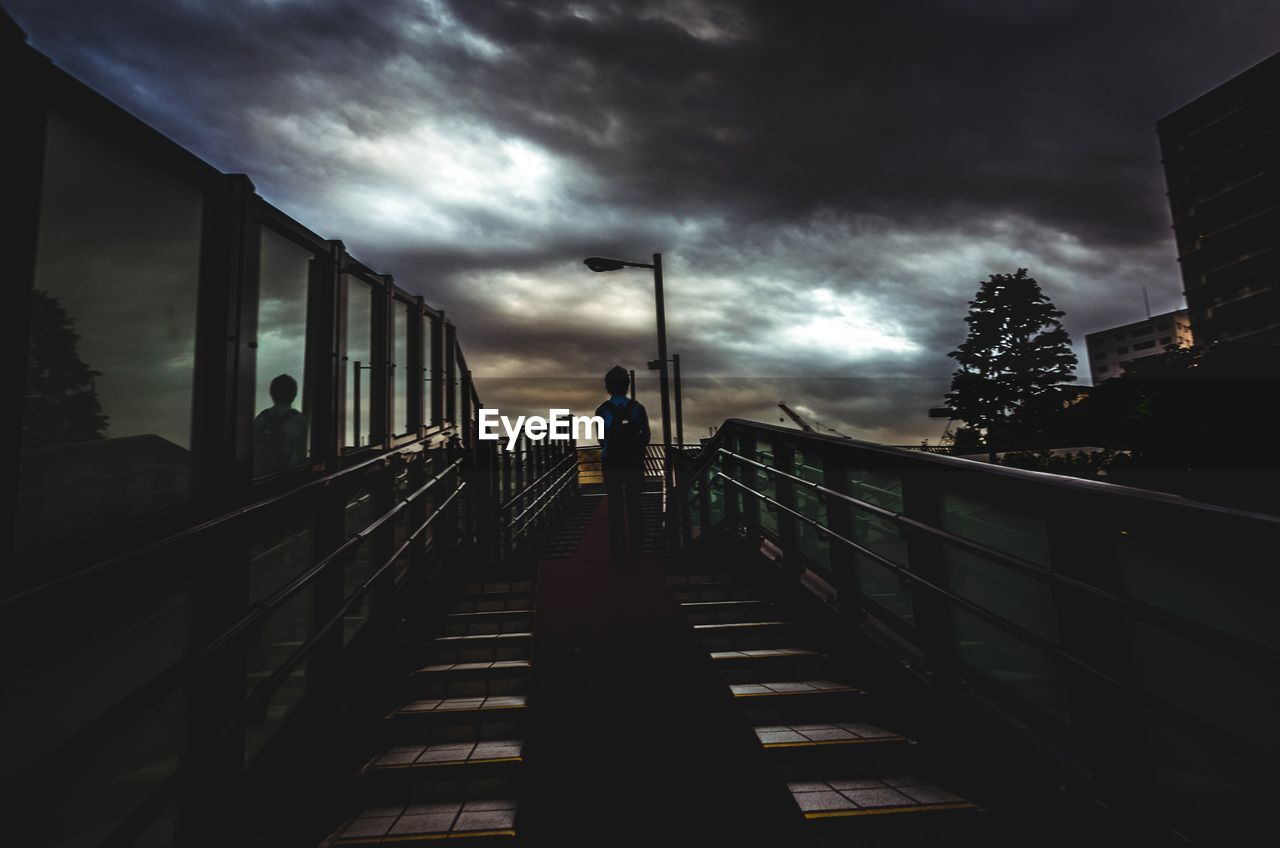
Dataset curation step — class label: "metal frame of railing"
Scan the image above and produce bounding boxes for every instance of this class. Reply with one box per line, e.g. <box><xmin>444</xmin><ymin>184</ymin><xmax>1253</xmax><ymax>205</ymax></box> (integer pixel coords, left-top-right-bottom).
<box><xmin>494</xmin><ymin>436</ymin><xmax>580</xmax><ymax>559</ymax></box>
<box><xmin>676</xmin><ymin>418</ymin><xmax>1280</xmax><ymax>844</ymax></box>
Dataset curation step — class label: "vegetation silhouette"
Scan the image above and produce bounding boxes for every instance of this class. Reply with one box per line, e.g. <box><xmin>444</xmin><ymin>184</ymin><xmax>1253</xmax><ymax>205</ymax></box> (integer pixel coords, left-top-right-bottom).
<box><xmin>23</xmin><ymin>289</ymin><xmax>109</xmax><ymax>447</ymax></box>
<box><xmin>943</xmin><ymin>268</ymin><xmax>1077</xmax><ymax>457</ymax></box>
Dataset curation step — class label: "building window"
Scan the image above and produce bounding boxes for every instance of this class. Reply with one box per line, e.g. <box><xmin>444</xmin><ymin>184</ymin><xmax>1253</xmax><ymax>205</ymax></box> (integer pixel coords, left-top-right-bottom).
<box><xmin>1134</xmin><ymin>340</ymin><xmax>1156</xmax><ymax>350</ymax></box>
<box><xmin>1156</xmin><ymin>322</ymin><xmax>1169</xmax><ymax>330</ymax></box>
<box><xmin>1132</xmin><ymin>326</ymin><xmax>1152</xmax><ymax>336</ymax></box>
<box><xmin>1096</xmin><ymin>365</ymin><xmax>1109</xmax><ymax>373</ymax></box>
<box><xmin>1117</xmin><ymin>346</ymin><xmax>1129</xmax><ymax>354</ymax></box>
<box><xmin>1113</xmin><ymin>334</ymin><xmax>1125</xmax><ymax>341</ymax></box>
<box><xmin>1160</xmin><ymin>336</ymin><xmax>1172</xmax><ymax>345</ymax></box>
<box><xmin>1095</xmin><ymin>351</ymin><xmax>1106</xmax><ymax>359</ymax></box>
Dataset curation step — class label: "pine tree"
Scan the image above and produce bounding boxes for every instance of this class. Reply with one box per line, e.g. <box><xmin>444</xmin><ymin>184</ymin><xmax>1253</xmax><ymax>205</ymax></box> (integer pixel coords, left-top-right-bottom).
<box><xmin>23</xmin><ymin>290</ymin><xmax>109</xmax><ymax>447</ymax></box>
<box><xmin>944</xmin><ymin>269</ymin><xmax>1076</xmax><ymax>451</ymax></box>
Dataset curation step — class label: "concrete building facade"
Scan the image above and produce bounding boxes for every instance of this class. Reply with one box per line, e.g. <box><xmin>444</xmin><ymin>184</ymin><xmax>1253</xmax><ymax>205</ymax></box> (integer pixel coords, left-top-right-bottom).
<box><xmin>1086</xmin><ymin>309</ymin><xmax>1193</xmax><ymax>382</ymax></box>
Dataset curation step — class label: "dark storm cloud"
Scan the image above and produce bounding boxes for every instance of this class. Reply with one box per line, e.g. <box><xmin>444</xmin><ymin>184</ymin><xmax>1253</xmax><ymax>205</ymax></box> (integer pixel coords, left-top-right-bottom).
<box><xmin>9</xmin><ymin>0</ymin><xmax>1279</xmax><ymax>443</ymax></box>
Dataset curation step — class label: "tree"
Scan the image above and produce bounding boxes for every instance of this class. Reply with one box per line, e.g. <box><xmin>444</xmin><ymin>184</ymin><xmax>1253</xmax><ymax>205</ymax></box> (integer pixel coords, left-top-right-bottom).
<box><xmin>23</xmin><ymin>290</ymin><xmax>109</xmax><ymax>447</ymax></box>
<box><xmin>943</xmin><ymin>269</ymin><xmax>1077</xmax><ymax>452</ymax></box>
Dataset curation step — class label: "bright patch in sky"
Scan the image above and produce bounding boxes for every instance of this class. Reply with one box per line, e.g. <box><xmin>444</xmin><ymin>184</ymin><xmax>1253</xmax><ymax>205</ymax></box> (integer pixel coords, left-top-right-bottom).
<box><xmin>780</xmin><ymin>289</ymin><xmax>921</xmax><ymax>358</ymax></box>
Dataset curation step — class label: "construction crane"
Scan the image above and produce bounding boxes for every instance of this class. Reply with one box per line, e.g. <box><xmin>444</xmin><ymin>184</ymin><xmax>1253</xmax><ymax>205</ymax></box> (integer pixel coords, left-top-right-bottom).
<box><xmin>778</xmin><ymin>402</ymin><xmax>851</xmax><ymax>438</ymax></box>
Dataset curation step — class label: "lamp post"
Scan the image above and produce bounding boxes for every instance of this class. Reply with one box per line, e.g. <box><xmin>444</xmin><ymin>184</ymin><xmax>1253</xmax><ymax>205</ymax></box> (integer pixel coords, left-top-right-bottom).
<box><xmin>584</xmin><ymin>253</ymin><xmax>673</xmax><ymax>494</ymax></box>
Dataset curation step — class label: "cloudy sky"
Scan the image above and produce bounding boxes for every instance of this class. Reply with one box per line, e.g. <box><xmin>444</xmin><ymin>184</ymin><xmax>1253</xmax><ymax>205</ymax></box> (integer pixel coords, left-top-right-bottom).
<box><xmin>10</xmin><ymin>0</ymin><xmax>1280</xmax><ymax>444</ymax></box>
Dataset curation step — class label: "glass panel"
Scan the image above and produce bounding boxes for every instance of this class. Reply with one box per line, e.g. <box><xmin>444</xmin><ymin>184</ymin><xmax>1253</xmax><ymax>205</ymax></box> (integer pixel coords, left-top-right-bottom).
<box><xmin>16</xmin><ymin>108</ymin><xmax>202</xmax><ymax>550</ymax></box>
<box><xmin>951</xmin><ymin>606</ymin><xmax>1069</xmax><ymax>724</ymax></box>
<box><xmin>794</xmin><ymin>449</ymin><xmax>830</xmax><ymax>572</ymax></box>
<box><xmin>753</xmin><ymin>442</ymin><xmax>778</xmax><ymax>536</ymax></box>
<box><xmin>243</xmin><ymin>518</ymin><xmax>312</xmax><ymax>760</ymax></box>
<box><xmin>252</xmin><ymin>227</ymin><xmax>311</xmax><ymax>477</ymax></box>
<box><xmin>940</xmin><ymin>491</ymin><xmax>1067</xmax><ymax>722</ymax></box>
<box><xmin>422</xmin><ymin>315</ymin><xmax>435</xmax><ymax>426</ymax></box>
<box><xmin>846</xmin><ymin>467</ymin><xmax>913</xmax><ymax>624</ymax></box>
<box><xmin>2</xmin><ymin>583</ymin><xmax>190</xmax><ymax>845</ymax></box>
<box><xmin>393</xmin><ymin>300</ymin><xmax>410</xmax><ymax>435</ymax></box>
<box><xmin>343</xmin><ymin>483</ymin><xmax>377</xmax><ymax>643</ymax></box>
<box><xmin>344</xmin><ymin>277</ymin><xmax>374</xmax><ymax>450</ymax></box>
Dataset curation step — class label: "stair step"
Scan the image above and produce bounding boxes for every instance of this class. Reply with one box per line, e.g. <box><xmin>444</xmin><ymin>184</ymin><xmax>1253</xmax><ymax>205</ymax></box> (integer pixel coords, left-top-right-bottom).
<box><xmin>695</xmin><ymin>620</ymin><xmax>795</xmax><ymax>650</ymax></box>
<box><xmin>451</xmin><ymin>598</ymin><xmax>534</xmax><ymax>614</ymax></box>
<box><xmin>711</xmin><ymin>648</ymin><xmax>825</xmax><ymax>682</ymax></box>
<box><xmin>666</xmin><ymin>573</ymin><xmax>737</xmax><ymax>585</ymax></box>
<box><xmin>758</xmin><ymin>722</ymin><xmax>905</xmax><ymax>748</ymax></box>
<box><xmin>730</xmin><ymin>680</ymin><xmax>870</xmax><ymax>724</ymax></box>
<box><xmin>681</xmin><ymin>599</ymin><xmax>775</xmax><ymax>624</ymax></box>
<box><xmin>462</xmin><ymin>580</ymin><xmax>535</xmax><ymax>595</ymax></box>
<box><xmin>441</xmin><ymin>609</ymin><xmax>535</xmax><ymax>636</ymax></box>
<box><xmin>789</xmin><ymin>777</ymin><xmax>979</xmax><ymax>836</ymax></box>
<box><xmin>411</xmin><ymin>660</ymin><xmax>531</xmax><ymax>698</ymax></box>
<box><xmin>425</xmin><ymin>632</ymin><xmax>534</xmax><ymax>664</ymax></box>
<box><xmin>387</xmin><ymin>696</ymin><xmax>527</xmax><ymax>743</ymax></box>
<box><xmin>672</xmin><ymin>582</ymin><xmax>755</xmax><ymax>602</ymax></box>
<box><xmin>324</xmin><ymin>799</ymin><xmax>518</xmax><ymax>845</ymax></box>
<box><xmin>364</xmin><ymin>740</ymin><xmax>524</xmax><ymax>772</ymax></box>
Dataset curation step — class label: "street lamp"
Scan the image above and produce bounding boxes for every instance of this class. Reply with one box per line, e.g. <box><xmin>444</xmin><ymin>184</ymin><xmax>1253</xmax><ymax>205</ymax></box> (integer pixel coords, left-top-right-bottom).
<box><xmin>583</xmin><ymin>253</ymin><xmax>673</xmax><ymax>493</ymax></box>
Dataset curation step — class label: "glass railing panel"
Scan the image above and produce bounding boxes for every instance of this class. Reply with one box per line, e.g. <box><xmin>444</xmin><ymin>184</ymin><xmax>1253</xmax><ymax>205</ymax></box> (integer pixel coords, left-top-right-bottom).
<box><xmin>243</xmin><ymin>590</ymin><xmax>311</xmax><ymax>763</ymax></box>
<box><xmin>30</xmin><ymin>685</ymin><xmax>187</xmax><ymax>848</ymax></box>
<box><xmin>939</xmin><ymin>490</ymin><xmax>1066</xmax><ymax>722</ymax></box>
<box><xmin>950</xmin><ymin>606</ymin><xmax>1069</xmax><ymax>725</ymax></box>
<box><xmin>343</xmin><ymin>483</ymin><xmax>376</xmax><ymax>644</ymax></box>
<box><xmin>794</xmin><ymin>449</ymin><xmax>830</xmax><ymax>572</ymax></box>
<box><xmin>1123</xmin><ymin>616</ymin><xmax>1279</xmax><ymax>759</ymax></box>
<box><xmin>754</xmin><ymin>442</ymin><xmax>778</xmax><ymax>536</ymax></box>
<box><xmin>1112</xmin><ymin>518</ymin><xmax>1277</xmax><ymax>652</ymax></box>
<box><xmin>845</xmin><ymin>467</ymin><xmax>913</xmax><ymax>624</ymax></box>
<box><xmin>2</xmin><ymin>583</ymin><xmax>192</xmax><ymax>787</ymax></box>
<box><xmin>243</xmin><ymin>518</ymin><xmax>313</xmax><ymax>762</ymax></box>
<box><xmin>1141</xmin><ymin>711</ymin><xmax>1266</xmax><ymax>845</ymax></box>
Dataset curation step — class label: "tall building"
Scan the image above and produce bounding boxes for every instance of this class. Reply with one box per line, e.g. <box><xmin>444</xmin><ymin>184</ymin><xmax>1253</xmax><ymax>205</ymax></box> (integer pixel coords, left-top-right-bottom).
<box><xmin>1085</xmin><ymin>308</ymin><xmax>1192</xmax><ymax>382</ymax></box>
<box><xmin>1157</xmin><ymin>51</ymin><xmax>1280</xmax><ymax>347</ymax></box>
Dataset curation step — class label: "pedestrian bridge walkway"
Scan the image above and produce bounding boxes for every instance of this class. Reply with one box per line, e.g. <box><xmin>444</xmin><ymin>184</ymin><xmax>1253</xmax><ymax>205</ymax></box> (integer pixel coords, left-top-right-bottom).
<box><xmin>4</xmin><ymin>18</ymin><xmax>1279</xmax><ymax>847</ymax></box>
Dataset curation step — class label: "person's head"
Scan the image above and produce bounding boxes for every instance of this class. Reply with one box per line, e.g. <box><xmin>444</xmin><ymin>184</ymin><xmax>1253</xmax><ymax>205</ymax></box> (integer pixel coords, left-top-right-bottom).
<box><xmin>269</xmin><ymin>374</ymin><xmax>298</xmax><ymax>406</ymax></box>
<box><xmin>604</xmin><ymin>365</ymin><xmax>630</xmax><ymax>397</ymax></box>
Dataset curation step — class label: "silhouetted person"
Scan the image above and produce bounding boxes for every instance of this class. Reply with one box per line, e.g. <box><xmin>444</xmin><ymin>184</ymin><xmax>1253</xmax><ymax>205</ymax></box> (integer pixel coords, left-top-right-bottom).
<box><xmin>253</xmin><ymin>374</ymin><xmax>307</xmax><ymax>476</ymax></box>
<box><xmin>596</xmin><ymin>365</ymin><xmax>650</xmax><ymax>559</ymax></box>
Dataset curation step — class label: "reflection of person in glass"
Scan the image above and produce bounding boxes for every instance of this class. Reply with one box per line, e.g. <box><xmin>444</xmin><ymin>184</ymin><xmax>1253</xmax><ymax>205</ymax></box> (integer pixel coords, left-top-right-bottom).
<box><xmin>253</xmin><ymin>374</ymin><xmax>307</xmax><ymax>476</ymax></box>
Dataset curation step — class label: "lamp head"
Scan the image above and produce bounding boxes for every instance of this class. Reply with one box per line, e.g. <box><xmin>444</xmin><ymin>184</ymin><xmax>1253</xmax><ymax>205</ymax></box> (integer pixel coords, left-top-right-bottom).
<box><xmin>584</xmin><ymin>257</ymin><xmax>626</xmax><ymax>272</ymax></box>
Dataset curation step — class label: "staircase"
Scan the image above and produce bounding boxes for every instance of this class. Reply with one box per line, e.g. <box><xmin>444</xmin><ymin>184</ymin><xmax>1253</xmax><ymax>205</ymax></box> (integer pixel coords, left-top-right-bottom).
<box><xmin>672</xmin><ymin>570</ymin><xmax>990</xmax><ymax>846</ymax></box>
<box><xmin>321</xmin><ymin>576</ymin><xmax>536</xmax><ymax>845</ymax></box>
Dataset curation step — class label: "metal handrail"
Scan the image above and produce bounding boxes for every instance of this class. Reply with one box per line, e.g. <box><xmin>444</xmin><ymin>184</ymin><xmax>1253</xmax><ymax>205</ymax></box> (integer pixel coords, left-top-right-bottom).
<box><xmin>5</xmin><ymin>458</ymin><xmax>463</xmax><ymax>811</ymax></box>
<box><xmin>716</xmin><ymin>446</ymin><xmax>1280</xmax><ymax>674</ymax></box>
<box><xmin>499</xmin><ymin>449</ymin><xmax>578</xmax><ymax>513</ymax></box>
<box><xmin>102</xmin><ymin>479</ymin><xmax>467</xmax><ymax>848</ymax></box>
<box><xmin>1</xmin><ymin>429</ymin><xmax>461</xmax><ymax>610</ymax></box>
<box><xmin>715</xmin><ymin>472</ymin><xmax>1276</xmax><ymax>772</ymax></box>
<box><xmin>506</xmin><ymin>460</ymin><xmax>579</xmax><ymax>540</ymax></box>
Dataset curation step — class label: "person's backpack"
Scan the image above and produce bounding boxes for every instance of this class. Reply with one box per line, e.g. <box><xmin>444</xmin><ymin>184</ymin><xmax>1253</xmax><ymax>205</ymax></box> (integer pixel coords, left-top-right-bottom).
<box><xmin>605</xmin><ymin>399</ymin><xmax>644</xmax><ymax>468</ymax></box>
<box><xmin>254</xmin><ymin>408</ymin><xmax>301</xmax><ymax>475</ymax></box>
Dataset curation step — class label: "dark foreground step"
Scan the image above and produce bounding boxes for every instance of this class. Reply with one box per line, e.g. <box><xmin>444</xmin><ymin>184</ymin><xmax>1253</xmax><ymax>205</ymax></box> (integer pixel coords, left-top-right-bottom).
<box><xmin>386</xmin><ymin>696</ymin><xmax>527</xmax><ymax>744</ymax></box>
<box><xmin>711</xmin><ymin>648</ymin><xmax>825</xmax><ymax>683</ymax></box>
<box><xmin>424</xmin><ymin>632</ymin><xmax>534</xmax><ymax>664</ymax></box>
<box><xmin>681</xmin><ymin>599</ymin><xmax>776</xmax><ymax>625</ymax></box>
<box><xmin>695</xmin><ymin>620</ymin><xmax>797</xmax><ymax>651</ymax></box>
<box><xmin>323</xmin><ymin>799</ymin><xmax>518</xmax><ymax>846</ymax></box>
<box><xmin>441</xmin><ymin>609</ymin><xmax>535</xmax><ymax>637</ymax></box>
<box><xmin>411</xmin><ymin>660</ymin><xmax>531</xmax><ymax>698</ymax></box>
<box><xmin>789</xmin><ymin>777</ymin><xmax>981</xmax><ymax>846</ymax></box>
